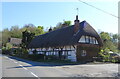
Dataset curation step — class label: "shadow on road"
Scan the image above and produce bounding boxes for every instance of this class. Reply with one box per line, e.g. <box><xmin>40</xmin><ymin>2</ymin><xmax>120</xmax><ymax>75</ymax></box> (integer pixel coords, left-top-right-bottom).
<box><xmin>7</xmin><ymin>56</ymin><xmax>85</xmax><ymax>69</ymax></box>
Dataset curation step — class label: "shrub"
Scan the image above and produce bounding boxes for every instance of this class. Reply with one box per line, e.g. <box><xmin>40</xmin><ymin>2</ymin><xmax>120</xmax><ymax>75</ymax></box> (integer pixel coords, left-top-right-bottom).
<box><xmin>46</xmin><ymin>55</ymin><xmax>59</xmax><ymax>60</ymax></box>
<box><xmin>28</xmin><ymin>54</ymin><xmax>44</xmax><ymax>61</ymax></box>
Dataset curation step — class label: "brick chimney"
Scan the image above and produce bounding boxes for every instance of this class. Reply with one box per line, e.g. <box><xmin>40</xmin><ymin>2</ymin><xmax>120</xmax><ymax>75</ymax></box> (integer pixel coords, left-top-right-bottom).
<box><xmin>74</xmin><ymin>15</ymin><xmax>80</xmax><ymax>33</ymax></box>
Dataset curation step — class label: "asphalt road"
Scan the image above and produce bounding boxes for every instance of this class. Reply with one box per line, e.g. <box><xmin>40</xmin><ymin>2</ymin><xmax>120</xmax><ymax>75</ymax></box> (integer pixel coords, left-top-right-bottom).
<box><xmin>1</xmin><ymin>54</ymin><xmax>119</xmax><ymax>78</ymax></box>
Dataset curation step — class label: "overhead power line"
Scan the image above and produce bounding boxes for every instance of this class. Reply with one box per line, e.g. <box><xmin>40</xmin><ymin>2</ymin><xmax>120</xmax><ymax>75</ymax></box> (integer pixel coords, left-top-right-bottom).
<box><xmin>78</xmin><ymin>0</ymin><xmax>120</xmax><ymax>19</ymax></box>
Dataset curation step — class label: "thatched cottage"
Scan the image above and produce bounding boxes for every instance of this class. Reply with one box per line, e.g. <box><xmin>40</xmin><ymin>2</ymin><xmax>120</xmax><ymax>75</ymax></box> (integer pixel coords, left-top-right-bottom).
<box><xmin>28</xmin><ymin>15</ymin><xmax>103</xmax><ymax>62</ymax></box>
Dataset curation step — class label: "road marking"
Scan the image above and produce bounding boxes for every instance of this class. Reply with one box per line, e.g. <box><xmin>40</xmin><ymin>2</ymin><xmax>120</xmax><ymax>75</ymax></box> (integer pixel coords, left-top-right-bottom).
<box><xmin>19</xmin><ymin>64</ymin><xmax>22</xmax><ymax>66</ymax></box>
<box><xmin>9</xmin><ymin>59</ymin><xmax>13</xmax><ymax>61</ymax></box>
<box><xmin>23</xmin><ymin>67</ymin><xmax>28</xmax><ymax>70</ymax></box>
<box><xmin>18</xmin><ymin>64</ymin><xmax>39</xmax><ymax>78</ymax></box>
<box><xmin>4</xmin><ymin>56</ymin><xmax>8</xmax><ymax>58</ymax></box>
<box><xmin>4</xmin><ymin>56</ymin><xmax>40</xmax><ymax>78</ymax></box>
<box><xmin>30</xmin><ymin>72</ymin><xmax>39</xmax><ymax>77</ymax></box>
<box><xmin>14</xmin><ymin>61</ymin><xmax>18</xmax><ymax>63</ymax></box>
<box><xmin>19</xmin><ymin>64</ymin><xmax>28</xmax><ymax>70</ymax></box>
<box><xmin>5</xmin><ymin>57</ymin><xmax>18</xmax><ymax>64</ymax></box>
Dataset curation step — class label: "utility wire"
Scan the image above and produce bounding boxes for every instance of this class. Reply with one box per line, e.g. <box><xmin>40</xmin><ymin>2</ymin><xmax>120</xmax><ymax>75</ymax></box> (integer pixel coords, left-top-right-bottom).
<box><xmin>78</xmin><ymin>0</ymin><xmax>120</xmax><ymax>19</ymax></box>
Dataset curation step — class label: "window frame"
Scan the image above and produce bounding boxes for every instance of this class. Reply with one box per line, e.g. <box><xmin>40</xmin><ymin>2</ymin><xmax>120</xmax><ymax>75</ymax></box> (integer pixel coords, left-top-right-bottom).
<box><xmin>81</xmin><ymin>50</ymin><xmax>87</xmax><ymax>56</ymax></box>
<box><xmin>78</xmin><ymin>35</ymin><xmax>99</xmax><ymax>45</ymax></box>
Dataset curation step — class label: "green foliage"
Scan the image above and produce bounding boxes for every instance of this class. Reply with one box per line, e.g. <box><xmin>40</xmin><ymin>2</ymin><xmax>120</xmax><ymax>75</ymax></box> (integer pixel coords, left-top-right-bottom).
<box><xmin>53</xmin><ymin>20</ymin><xmax>72</xmax><ymax>30</ymax></box>
<box><xmin>35</xmin><ymin>26</ymin><xmax>44</xmax><ymax>35</ymax></box>
<box><xmin>99</xmin><ymin>47</ymin><xmax>119</xmax><ymax>63</ymax></box>
<box><xmin>38</xmin><ymin>26</ymin><xmax>44</xmax><ymax>29</ymax></box>
<box><xmin>103</xmin><ymin>40</ymin><xmax>118</xmax><ymax>52</ymax></box>
<box><xmin>10</xmin><ymin>26</ymin><xmax>22</xmax><ymax>38</ymax></box>
<box><xmin>6</xmin><ymin>43</ymin><xmax>12</xmax><ymax>49</ymax></box>
<box><xmin>22</xmin><ymin>30</ymin><xmax>35</xmax><ymax>48</ymax></box>
<box><xmin>2</xmin><ymin>28</ymin><xmax>11</xmax><ymax>44</ymax></box>
<box><xmin>28</xmin><ymin>54</ymin><xmax>44</xmax><ymax>61</ymax></box>
<box><xmin>63</xmin><ymin>21</ymin><xmax>71</xmax><ymax>26</ymax></box>
<box><xmin>100</xmin><ymin>32</ymin><xmax>118</xmax><ymax>52</ymax></box>
<box><xmin>2</xmin><ymin>24</ymin><xmax>45</xmax><ymax>47</ymax></box>
<box><xmin>100</xmin><ymin>32</ymin><xmax>111</xmax><ymax>41</ymax></box>
<box><xmin>53</xmin><ymin>22</ymin><xmax>63</xmax><ymax>30</ymax></box>
<box><xmin>112</xmin><ymin>34</ymin><xmax>118</xmax><ymax>41</ymax></box>
<box><xmin>99</xmin><ymin>48</ymin><xmax>110</xmax><ymax>62</ymax></box>
<box><xmin>99</xmin><ymin>32</ymin><xmax>119</xmax><ymax>63</ymax></box>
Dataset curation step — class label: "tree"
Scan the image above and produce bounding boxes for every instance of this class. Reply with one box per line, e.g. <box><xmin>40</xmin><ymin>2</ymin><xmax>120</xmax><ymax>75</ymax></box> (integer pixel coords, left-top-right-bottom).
<box><xmin>35</xmin><ymin>26</ymin><xmax>44</xmax><ymax>36</ymax></box>
<box><xmin>22</xmin><ymin>30</ymin><xmax>35</xmax><ymax>49</ymax></box>
<box><xmin>99</xmin><ymin>32</ymin><xmax>118</xmax><ymax>52</ymax></box>
<box><xmin>53</xmin><ymin>22</ymin><xmax>63</xmax><ymax>30</ymax></box>
<box><xmin>6</xmin><ymin>43</ymin><xmax>12</xmax><ymax>49</ymax></box>
<box><xmin>112</xmin><ymin>34</ymin><xmax>118</xmax><ymax>42</ymax></box>
<box><xmin>53</xmin><ymin>20</ymin><xmax>72</xmax><ymax>30</ymax></box>
<box><xmin>118</xmin><ymin>34</ymin><xmax>120</xmax><ymax>50</ymax></box>
<box><xmin>2</xmin><ymin>28</ymin><xmax>11</xmax><ymax>45</ymax></box>
<box><xmin>10</xmin><ymin>26</ymin><xmax>22</xmax><ymax>38</ymax></box>
<box><xmin>100</xmin><ymin>32</ymin><xmax>111</xmax><ymax>41</ymax></box>
<box><xmin>63</xmin><ymin>21</ymin><xmax>71</xmax><ymax>26</ymax></box>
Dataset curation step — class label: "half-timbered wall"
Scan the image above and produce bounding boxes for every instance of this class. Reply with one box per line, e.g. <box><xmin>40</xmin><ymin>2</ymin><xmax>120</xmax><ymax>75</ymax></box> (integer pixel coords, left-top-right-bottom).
<box><xmin>28</xmin><ymin>45</ymin><xmax>77</xmax><ymax>62</ymax></box>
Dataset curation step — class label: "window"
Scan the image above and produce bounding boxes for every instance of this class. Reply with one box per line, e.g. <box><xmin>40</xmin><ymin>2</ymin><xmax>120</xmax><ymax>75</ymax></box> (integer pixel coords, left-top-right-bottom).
<box><xmin>79</xmin><ymin>36</ymin><xmax>86</xmax><ymax>43</ymax></box>
<box><xmin>81</xmin><ymin>50</ymin><xmax>87</xmax><ymax>56</ymax></box>
<box><xmin>95</xmin><ymin>39</ymin><xmax>98</xmax><ymax>44</ymax></box>
<box><xmin>93</xmin><ymin>37</ymin><xmax>96</xmax><ymax>44</ymax></box>
<box><xmin>79</xmin><ymin>35</ymin><xmax>99</xmax><ymax>44</ymax></box>
<box><xmin>90</xmin><ymin>37</ymin><xmax>93</xmax><ymax>44</ymax></box>
<box><xmin>85</xmin><ymin>36</ymin><xmax>89</xmax><ymax>43</ymax></box>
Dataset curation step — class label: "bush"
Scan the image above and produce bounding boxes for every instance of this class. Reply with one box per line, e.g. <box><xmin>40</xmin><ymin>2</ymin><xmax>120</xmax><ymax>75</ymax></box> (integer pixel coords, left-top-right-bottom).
<box><xmin>98</xmin><ymin>48</ymin><xmax>120</xmax><ymax>63</ymax></box>
<box><xmin>2</xmin><ymin>49</ymin><xmax>10</xmax><ymax>55</ymax></box>
<box><xmin>46</xmin><ymin>55</ymin><xmax>59</xmax><ymax>60</ymax></box>
<box><xmin>6</xmin><ymin>43</ymin><xmax>12</xmax><ymax>49</ymax></box>
<box><xmin>28</xmin><ymin>54</ymin><xmax>44</xmax><ymax>61</ymax></box>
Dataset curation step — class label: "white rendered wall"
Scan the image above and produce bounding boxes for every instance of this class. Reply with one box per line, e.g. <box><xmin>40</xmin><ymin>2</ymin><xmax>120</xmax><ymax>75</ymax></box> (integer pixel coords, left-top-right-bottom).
<box><xmin>67</xmin><ymin>46</ymin><xmax>77</xmax><ymax>62</ymax></box>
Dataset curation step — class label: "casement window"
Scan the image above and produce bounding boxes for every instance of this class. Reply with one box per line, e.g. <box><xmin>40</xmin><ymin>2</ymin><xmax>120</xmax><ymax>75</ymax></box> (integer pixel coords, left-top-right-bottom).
<box><xmin>68</xmin><ymin>52</ymin><xmax>71</xmax><ymax>56</ymax></box>
<box><xmin>93</xmin><ymin>37</ymin><xmax>96</xmax><ymax>44</ymax></box>
<box><xmin>85</xmin><ymin>36</ymin><xmax>89</xmax><ymax>43</ymax></box>
<box><xmin>81</xmin><ymin>50</ymin><xmax>87</xmax><ymax>56</ymax></box>
<box><xmin>95</xmin><ymin>39</ymin><xmax>98</xmax><ymax>44</ymax></box>
<box><xmin>79</xmin><ymin>36</ymin><xmax>86</xmax><ymax>43</ymax></box>
<box><xmin>89</xmin><ymin>37</ymin><xmax>92</xmax><ymax>44</ymax></box>
<box><xmin>79</xmin><ymin>35</ymin><xmax>99</xmax><ymax>44</ymax></box>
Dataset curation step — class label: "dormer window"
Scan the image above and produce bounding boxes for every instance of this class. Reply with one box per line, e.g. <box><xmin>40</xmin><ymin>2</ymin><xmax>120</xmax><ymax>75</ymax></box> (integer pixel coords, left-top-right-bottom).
<box><xmin>90</xmin><ymin>37</ymin><xmax>93</xmax><ymax>44</ymax></box>
<box><xmin>86</xmin><ymin>36</ymin><xmax>89</xmax><ymax>43</ymax></box>
<box><xmin>95</xmin><ymin>39</ymin><xmax>98</xmax><ymax>44</ymax></box>
<box><xmin>79</xmin><ymin>36</ymin><xmax>85</xmax><ymax>43</ymax></box>
<box><xmin>79</xmin><ymin>35</ymin><xmax>99</xmax><ymax>44</ymax></box>
<box><xmin>93</xmin><ymin>37</ymin><xmax>96</xmax><ymax>44</ymax></box>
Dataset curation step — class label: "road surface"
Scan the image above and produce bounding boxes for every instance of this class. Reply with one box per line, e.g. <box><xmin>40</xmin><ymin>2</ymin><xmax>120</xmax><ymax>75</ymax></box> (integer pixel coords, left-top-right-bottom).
<box><xmin>1</xmin><ymin>54</ymin><xmax>119</xmax><ymax>78</ymax></box>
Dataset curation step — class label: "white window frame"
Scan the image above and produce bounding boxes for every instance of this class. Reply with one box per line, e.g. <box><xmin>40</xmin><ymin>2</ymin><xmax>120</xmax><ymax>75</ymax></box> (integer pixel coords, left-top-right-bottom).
<box><xmin>79</xmin><ymin>36</ymin><xmax>86</xmax><ymax>43</ymax></box>
<box><xmin>85</xmin><ymin>36</ymin><xmax>89</xmax><ymax>43</ymax></box>
<box><xmin>93</xmin><ymin>37</ymin><xmax>96</xmax><ymax>44</ymax></box>
<box><xmin>95</xmin><ymin>39</ymin><xmax>99</xmax><ymax>44</ymax></box>
<box><xmin>81</xmin><ymin>50</ymin><xmax>87</xmax><ymax>56</ymax></box>
<box><xmin>90</xmin><ymin>37</ymin><xmax>93</xmax><ymax>44</ymax></box>
<box><xmin>79</xmin><ymin>36</ymin><xmax>99</xmax><ymax>45</ymax></box>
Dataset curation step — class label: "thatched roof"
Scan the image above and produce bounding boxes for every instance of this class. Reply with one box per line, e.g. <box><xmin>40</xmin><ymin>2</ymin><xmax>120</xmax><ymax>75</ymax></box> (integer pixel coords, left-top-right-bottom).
<box><xmin>28</xmin><ymin>21</ymin><xmax>102</xmax><ymax>48</ymax></box>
